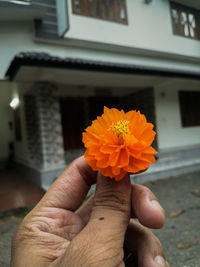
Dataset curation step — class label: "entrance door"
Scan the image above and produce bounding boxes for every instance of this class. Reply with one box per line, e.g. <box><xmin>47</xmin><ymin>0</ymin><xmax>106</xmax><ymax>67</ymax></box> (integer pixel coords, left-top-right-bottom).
<box><xmin>60</xmin><ymin>96</ymin><xmax>120</xmax><ymax>151</ymax></box>
<box><xmin>88</xmin><ymin>96</ymin><xmax>120</xmax><ymax>121</ymax></box>
<box><xmin>60</xmin><ymin>97</ymin><xmax>85</xmax><ymax>151</ymax></box>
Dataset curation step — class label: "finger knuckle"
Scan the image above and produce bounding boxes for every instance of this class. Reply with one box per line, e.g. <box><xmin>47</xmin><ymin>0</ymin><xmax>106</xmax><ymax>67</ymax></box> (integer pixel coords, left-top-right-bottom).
<box><xmin>144</xmin><ymin>230</ymin><xmax>165</xmax><ymax>257</ymax></box>
<box><xmin>134</xmin><ymin>184</ymin><xmax>158</xmax><ymax>202</ymax></box>
<box><xmin>153</xmin><ymin>235</ymin><xmax>165</xmax><ymax>255</ymax></box>
<box><xmin>69</xmin><ymin>237</ymin><xmax>123</xmax><ymax>267</ymax></box>
<box><xmin>93</xmin><ymin>191</ymin><xmax>130</xmax><ymax>214</ymax></box>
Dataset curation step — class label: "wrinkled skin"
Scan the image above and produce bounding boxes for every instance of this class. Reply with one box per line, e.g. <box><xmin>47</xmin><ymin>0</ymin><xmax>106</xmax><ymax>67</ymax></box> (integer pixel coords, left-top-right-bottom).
<box><xmin>11</xmin><ymin>157</ymin><xmax>169</xmax><ymax>267</ymax></box>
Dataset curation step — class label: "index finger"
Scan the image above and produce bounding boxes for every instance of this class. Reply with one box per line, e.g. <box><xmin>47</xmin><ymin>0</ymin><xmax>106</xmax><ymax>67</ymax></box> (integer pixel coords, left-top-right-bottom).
<box><xmin>38</xmin><ymin>156</ymin><xmax>97</xmax><ymax>211</ymax></box>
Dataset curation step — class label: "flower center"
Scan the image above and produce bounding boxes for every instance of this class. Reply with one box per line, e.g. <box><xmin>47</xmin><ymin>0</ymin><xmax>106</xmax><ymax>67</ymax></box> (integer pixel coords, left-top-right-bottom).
<box><xmin>110</xmin><ymin>120</ymin><xmax>130</xmax><ymax>144</ymax></box>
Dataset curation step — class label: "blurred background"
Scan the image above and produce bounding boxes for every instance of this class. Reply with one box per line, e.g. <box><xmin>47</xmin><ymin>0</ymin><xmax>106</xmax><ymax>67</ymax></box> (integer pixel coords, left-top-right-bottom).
<box><xmin>0</xmin><ymin>0</ymin><xmax>200</xmax><ymax>266</ymax></box>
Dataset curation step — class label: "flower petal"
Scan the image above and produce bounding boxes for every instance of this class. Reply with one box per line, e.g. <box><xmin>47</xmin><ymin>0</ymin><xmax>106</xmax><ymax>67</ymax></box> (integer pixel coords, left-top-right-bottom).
<box><xmin>141</xmin><ymin>153</ymin><xmax>156</xmax><ymax>163</ymax></box>
<box><xmin>103</xmin><ymin>106</ymin><xmax>125</xmax><ymax>125</ymax></box>
<box><xmin>101</xmin><ymin>166</ymin><xmax>115</xmax><ymax>178</ymax></box>
<box><xmin>96</xmin><ymin>156</ymin><xmax>109</xmax><ymax>168</ymax></box>
<box><xmin>112</xmin><ymin>166</ymin><xmax>121</xmax><ymax>175</ymax></box>
<box><xmin>84</xmin><ymin>151</ymin><xmax>98</xmax><ymax>171</ymax></box>
<box><xmin>139</xmin><ymin>124</ymin><xmax>156</xmax><ymax>146</ymax></box>
<box><xmin>109</xmin><ymin>151</ymin><xmax>120</xmax><ymax>167</ymax></box>
<box><xmin>100</xmin><ymin>144</ymin><xmax>120</xmax><ymax>154</ymax></box>
<box><xmin>142</xmin><ymin>146</ymin><xmax>158</xmax><ymax>154</ymax></box>
<box><xmin>124</xmin><ymin>134</ymin><xmax>138</xmax><ymax>147</ymax></box>
<box><xmin>124</xmin><ymin>157</ymin><xmax>150</xmax><ymax>173</ymax></box>
<box><xmin>115</xmin><ymin>170</ymin><xmax>127</xmax><ymax>181</ymax></box>
<box><xmin>118</xmin><ymin>148</ymin><xmax>129</xmax><ymax>168</ymax></box>
<box><xmin>82</xmin><ymin>132</ymin><xmax>100</xmax><ymax>147</ymax></box>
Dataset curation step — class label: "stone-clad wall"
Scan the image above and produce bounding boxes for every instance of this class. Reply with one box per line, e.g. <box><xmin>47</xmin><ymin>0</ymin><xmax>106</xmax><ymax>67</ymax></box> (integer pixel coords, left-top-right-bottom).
<box><xmin>24</xmin><ymin>82</ymin><xmax>65</xmax><ymax>171</ymax></box>
<box><xmin>24</xmin><ymin>94</ymin><xmax>41</xmax><ymax>167</ymax></box>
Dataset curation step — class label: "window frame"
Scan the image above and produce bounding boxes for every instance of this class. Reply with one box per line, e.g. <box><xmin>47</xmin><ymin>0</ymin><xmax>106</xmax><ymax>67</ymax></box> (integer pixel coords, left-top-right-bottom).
<box><xmin>170</xmin><ymin>1</ymin><xmax>200</xmax><ymax>41</ymax></box>
<box><xmin>178</xmin><ymin>90</ymin><xmax>200</xmax><ymax>128</ymax></box>
<box><xmin>71</xmin><ymin>0</ymin><xmax>128</xmax><ymax>25</ymax></box>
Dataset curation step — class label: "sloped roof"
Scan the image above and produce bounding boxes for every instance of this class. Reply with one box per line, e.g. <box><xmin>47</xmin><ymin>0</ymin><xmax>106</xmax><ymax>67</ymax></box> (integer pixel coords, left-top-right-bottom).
<box><xmin>6</xmin><ymin>52</ymin><xmax>200</xmax><ymax>81</ymax></box>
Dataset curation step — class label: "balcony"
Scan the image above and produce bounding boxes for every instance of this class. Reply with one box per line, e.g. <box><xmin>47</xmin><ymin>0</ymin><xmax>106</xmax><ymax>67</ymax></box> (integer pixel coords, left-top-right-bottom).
<box><xmin>0</xmin><ymin>0</ymin><xmax>46</xmax><ymax>22</ymax></box>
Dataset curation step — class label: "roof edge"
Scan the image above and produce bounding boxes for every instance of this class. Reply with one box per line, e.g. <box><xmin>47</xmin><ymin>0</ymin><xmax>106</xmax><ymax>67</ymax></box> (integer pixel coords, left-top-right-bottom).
<box><xmin>5</xmin><ymin>52</ymin><xmax>200</xmax><ymax>81</ymax></box>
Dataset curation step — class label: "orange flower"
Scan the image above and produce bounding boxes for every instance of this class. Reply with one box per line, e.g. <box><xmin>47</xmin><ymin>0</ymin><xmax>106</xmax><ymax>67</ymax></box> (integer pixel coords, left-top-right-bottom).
<box><xmin>82</xmin><ymin>107</ymin><xmax>157</xmax><ymax>181</ymax></box>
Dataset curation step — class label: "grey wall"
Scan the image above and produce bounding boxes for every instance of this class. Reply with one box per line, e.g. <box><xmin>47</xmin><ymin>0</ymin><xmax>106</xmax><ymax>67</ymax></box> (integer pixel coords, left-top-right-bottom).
<box><xmin>33</xmin><ymin>0</ymin><xmax>58</xmax><ymax>39</ymax></box>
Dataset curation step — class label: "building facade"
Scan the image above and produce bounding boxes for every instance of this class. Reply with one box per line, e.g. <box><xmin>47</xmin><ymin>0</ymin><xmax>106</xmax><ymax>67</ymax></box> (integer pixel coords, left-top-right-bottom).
<box><xmin>0</xmin><ymin>0</ymin><xmax>200</xmax><ymax>188</ymax></box>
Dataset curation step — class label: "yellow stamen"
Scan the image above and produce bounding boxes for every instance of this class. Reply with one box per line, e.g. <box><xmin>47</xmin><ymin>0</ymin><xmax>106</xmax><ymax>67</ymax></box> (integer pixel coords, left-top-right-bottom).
<box><xmin>109</xmin><ymin>120</ymin><xmax>130</xmax><ymax>144</ymax></box>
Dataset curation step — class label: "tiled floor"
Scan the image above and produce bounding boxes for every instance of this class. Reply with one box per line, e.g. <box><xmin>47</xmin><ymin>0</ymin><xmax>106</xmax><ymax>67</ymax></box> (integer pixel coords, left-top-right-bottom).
<box><xmin>0</xmin><ymin>169</ymin><xmax>45</xmax><ymax>212</ymax></box>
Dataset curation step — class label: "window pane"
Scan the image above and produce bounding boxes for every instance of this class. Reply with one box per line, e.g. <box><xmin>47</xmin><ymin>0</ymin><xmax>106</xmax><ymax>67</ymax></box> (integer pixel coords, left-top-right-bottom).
<box><xmin>72</xmin><ymin>0</ymin><xmax>128</xmax><ymax>24</ymax></box>
<box><xmin>170</xmin><ymin>2</ymin><xmax>200</xmax><ymax>40</ymax></box>
<box><xmin>172</xmin><ymin>9</ymin><xmax>179</xmax><ymax>23</ymax></box>
<box><xmin>74</xmin><ymin>0</ymin><xmax>81</xmax><ymax>12</ymax></box>
<box><xmin>179</xmin><ymin>91</ymin><xmax>200</xmax><ymax>127</ymax></box>
<box><xmin>188</xmin><ymin>14</ymin><xmax>196</xmax><ymax>37</ymax></box>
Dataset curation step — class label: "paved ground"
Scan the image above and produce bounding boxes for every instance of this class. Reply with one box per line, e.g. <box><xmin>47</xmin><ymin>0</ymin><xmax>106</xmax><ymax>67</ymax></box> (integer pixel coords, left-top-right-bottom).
<box><xmin>0</xmin><ymin>208</ymin><xmax>31</xmax><ymax>267</ymax></box>
<box><xmin>0</xmin><ymin>171</ymin><xmax>200</xmax><ymax>267</ymax></box>
<box><xmin>148</xmin><ymin>171</ymin><xmax>200</xmax><ymax>267</ymax></box>
<box><xmin>0</xmin><ymin>169</ymin><xmax>44</xmax><ymax>211</ymax></box>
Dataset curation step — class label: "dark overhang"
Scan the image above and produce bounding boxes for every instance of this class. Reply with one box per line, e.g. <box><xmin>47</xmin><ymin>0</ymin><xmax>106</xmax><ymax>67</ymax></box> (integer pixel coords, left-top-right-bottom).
<box><xmin>172</xmin><ymin>0</ymin><xmax>200</xmax><ymax>10</ymax></box>
<box><xmin>5</xmin><ymin>52</ymin><xmax>200</xmax><ymax>81</ymax></box>
<box><xmin>0</xmin><ymin>1</ymin><xmax>46</xmax><ymax>22</ymax></box>
<box><xmin>0</xmin><ymin>0</ymin><xmax>32</xmax><ymax>8</ymax></box>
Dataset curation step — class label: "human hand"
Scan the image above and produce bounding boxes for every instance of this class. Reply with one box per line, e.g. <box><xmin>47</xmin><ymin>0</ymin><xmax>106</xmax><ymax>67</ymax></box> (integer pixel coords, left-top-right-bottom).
<box><xmin>11</xmin><ymin>156</ymin><xmax>168</xmax><ymax>267</ymax></box>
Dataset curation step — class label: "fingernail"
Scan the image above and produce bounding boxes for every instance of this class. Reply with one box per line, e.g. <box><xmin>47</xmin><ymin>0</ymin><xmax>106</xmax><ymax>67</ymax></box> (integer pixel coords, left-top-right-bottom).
<box><xmin>154</xmin><ymin>255</ymin><xmax>165</xmax><ymax>266</ymax></box>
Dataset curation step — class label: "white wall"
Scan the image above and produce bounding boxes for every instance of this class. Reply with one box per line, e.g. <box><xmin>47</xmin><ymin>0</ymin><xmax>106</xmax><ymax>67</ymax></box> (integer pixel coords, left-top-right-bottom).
<box><xmin>66</xmin><ymin>0</ymin><xmax>200</xmax><ymax>60</ymax></box>
<box><xmin>10</xmin><ymin>83</ymin><xmax>30</xmax><ymax>166</ymax></box>
<box><xmin>1</xmin><ymin>18</ymin><xmax>200</xmax><ymax>82</ymax></box>
<box><xmin>0</xmin><ymin>81</ymin><xmax>12</xmax><ymax>164</ymax></box>
<box><xmin>155</xmin><ymin>79</ymin><xmax>200</xmax><ymax>150</ymax></box>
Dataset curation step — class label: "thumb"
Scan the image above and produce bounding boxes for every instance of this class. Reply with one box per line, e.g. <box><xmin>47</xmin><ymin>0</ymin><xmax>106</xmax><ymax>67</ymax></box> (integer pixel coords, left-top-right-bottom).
<box><xmin>88</xmin><ymin>172</ymin><xmax>131</xmax><ymax>245</ymax></box>
<box><xmin>62</xmin><ymin>173</ymin><xmax>131</xmax><ymax>267</ymax></box>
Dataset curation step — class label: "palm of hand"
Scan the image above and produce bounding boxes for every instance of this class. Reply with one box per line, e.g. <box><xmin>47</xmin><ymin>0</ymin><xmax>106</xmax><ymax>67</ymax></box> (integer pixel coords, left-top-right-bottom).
<box><xmin>19</xmin><ymin>203</ymin><xmax>128</xmax><ymax>267</ymax></box>
<box><xmin>24</xmin><ymin>206</ymin><xmax>86</xmax><ymax>265</ymax></box>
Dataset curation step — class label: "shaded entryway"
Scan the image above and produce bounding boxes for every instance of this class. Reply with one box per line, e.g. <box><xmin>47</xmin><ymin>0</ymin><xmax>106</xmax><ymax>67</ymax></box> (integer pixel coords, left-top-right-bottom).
<box><xmin>60</xmin><ymin>88</ymin><xmax>158</xmax><ymax>157</ymax></box>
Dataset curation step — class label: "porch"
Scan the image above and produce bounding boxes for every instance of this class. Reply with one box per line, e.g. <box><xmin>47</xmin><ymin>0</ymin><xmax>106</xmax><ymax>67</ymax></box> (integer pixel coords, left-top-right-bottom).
<box><xmin>5</xmin><ymin>52</ymin><xmax>200</xmax><ymax>189</ymax></box>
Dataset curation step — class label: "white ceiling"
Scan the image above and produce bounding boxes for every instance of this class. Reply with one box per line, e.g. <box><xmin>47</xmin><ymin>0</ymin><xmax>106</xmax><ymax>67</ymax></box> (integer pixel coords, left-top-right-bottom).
<box><xmin>14</xmin><ymin>66</ymin><xmax>168</xmax><ymax>93</ymax></box>
<box><xmin>13</xmin><ymin>66</ymin><xmax>200</xmax><ymax>96</ymax></box>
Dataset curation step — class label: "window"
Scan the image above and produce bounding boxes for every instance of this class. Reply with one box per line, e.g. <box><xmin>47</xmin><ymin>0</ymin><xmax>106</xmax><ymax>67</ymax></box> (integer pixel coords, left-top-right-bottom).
<box><xmin>170</xmin><ymin>2</ymin><xmax>200</xmax><ymax>40</ymax></box>
<box><xmin>179</xmin><ymin>91</ymin><xmax>200</xmax><ymax>127</ymax></box>
<box><xmin>72</xmin><ymin>0</ymin><xmax>128</xmax><ymax>24</ymax></box>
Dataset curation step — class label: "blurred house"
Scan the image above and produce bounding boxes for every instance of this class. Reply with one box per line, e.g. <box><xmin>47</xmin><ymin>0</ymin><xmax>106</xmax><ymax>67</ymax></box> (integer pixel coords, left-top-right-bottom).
<box><xmin>0</xmin><ymin>0</ymin><xmax>200</xmax><ymax>189</ymax></box>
